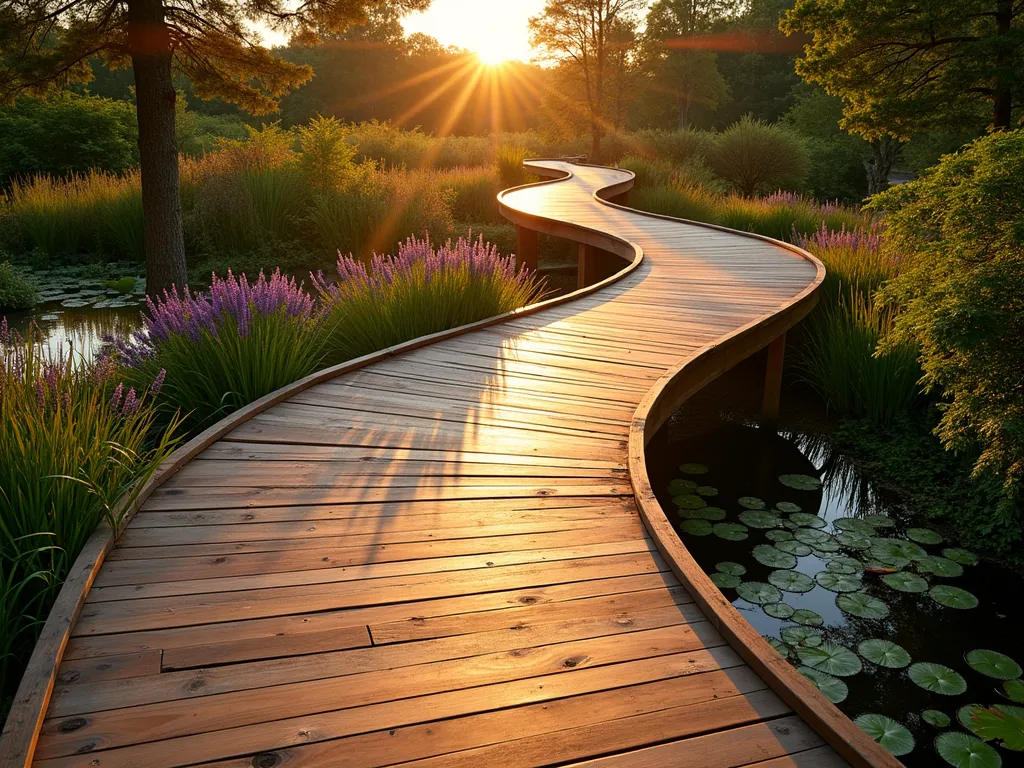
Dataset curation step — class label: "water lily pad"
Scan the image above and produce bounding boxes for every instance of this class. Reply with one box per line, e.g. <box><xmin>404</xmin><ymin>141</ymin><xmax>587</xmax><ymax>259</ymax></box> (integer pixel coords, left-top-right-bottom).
<box><xmin>61</xmin><ymin>298</ymin><xmax>92</xmax><ymax>308</ymax></box>
<box><xmin>836</xmin><ymin>592</ymin><xmax>890</xmax><ymax>619</ymax></box>
<box><xmin>923</xmin><ymin>709</ymin><xmax>951</xmax><ymax>728</ymax></box>
<box><xmin>965</xmin><ymin>650</ymin><xmax>1022</xmax><ymax>680</ymax></box>
<box><xmin>855</xmin><ymin>713</ymin><xmax>915</xmax><ymax>756</ymax></box>
<box><xmin>1003</xmin><ymin>680</ymin><xmax>1024</xmax><ymax>704</ymax></box>
<box><xmin>677</xmin><ymin>506</ymin><xmax>727</xmax><ymax>521</ymax></box>
<box><xmin>909</xmin><ymin>662</ymin><xmax>968</xmax><ymax>695</ymax></box>
<box><xmin>764</xmin><ymin>601</ymin><xmax>795</xmax><ymax>619</ymax></box>
<box><xmin>882</xmin><ymin>571</ymin><xmax>929</xmax><ymax>593</ymax></box>
<box><xmin>795</xmin><ymin>528</ymin><xmax>840</xmax><ymax>553</ymax></box>
<box><xmin>668</xmin><ymin>478</ymin><xmax>699</xmax><ymax>494</ymax></box>
<box><xmin>935</xmin><ymin>732</ymin><xmax>1002</xmax><ymax>767</ymax></box>
<box><xmin>764</xmin><ymin>635</ymin><xmax>789</xmax><ymax>656</ymax></box>
<box><xmin>673</xmin><ymin>494</ymin><xmax>707</xmax><ymax>510</ymax></box>
<box><xmin>815</xmin><ymin>571</ymin><xmax>863</xmax><ymax>593</ymax></box>
<box><xmin>789</xmin><ymin>512</ymin><xmax>826</xmax><ymax>529</ymax></box>
<box><xmin>696</xmin><ymin>485</ymin><xmax>718</xmax><ymax>497</ymax></box>
<box><xmin>710</xmin><ymin>572</ymin><xmax>741</xmax><ymax>589</ymax></box>
<box><xmin>712</xmin><ymin>522</ymin><xmax>748</xmax><ymax>541</ymax></box>
<box><xmin>943</xmin><ymin>548</ymin><xmax>979</xmax><ymax>566</ymax></box>
<box><xmin>799</xmin><ymin>666</ymin><xmax>848</xmax><ymax>703</ymax></box>
<box><xmin>930</xmin><ymin>585</ymin><xmax>979</xmax><ymax>610</ymax></box>
<box><xmin>752</xmin><ymin>544</ymin><xmax>797</xmax><ymax>569</ymax></box>
<box><xmin>863</xmin><ymin>514</ymin><xmax>895</xmax><ymax>528</ymax></box>
<box><xmin>738</xmin><ymin>496</ymin><xmax>766</xmax><ymax>510</ymax></box>
<box><xmin>680</xmin><ymin>519</ymin><xmax>713</xmax><ymax>536</ymax></box>
<box><xmin>768</xmin><ymin>569</ymin><xmax>815</xmax><ymax>593</ymax></box>
<box><xmin>791</xmin><ymin>608</ymin><xmax>824</xmax><ymax>627</ymax></box>
<box><xmin>871</xmin><ymin>538</ymin><xmax>927</xmax><ymax>566</ymax></box>
<box><xmin>834</xmin><ymin>517</ymin><xmax>876</xmax><ymax>536</ymax></box>
<box><xmin>765</xmin><ymin>529</ymin><xmax>794</xmax><ymax>542</ymax></box>
<box><xmin>776</xmin><ymin>540</ymin><xmax>812</xmax><ymax>557</ymax></box>
<box><xmin>679</xmin><ymin>463</ymin><xmax>708</xmax><ymax>475</ymax></box>
<box><xmin>798</xmin><ymin>642</ymin><xmax>862</xmax><ymax>676</ymax></box>
<box><xmin>775</xmin><ymin>501</ymin><xmax>801</xmax><ymax>513</ymax></box>
<box><xmin>958</xmin><ymin>705</ymin><xmax>1024</xmax><ymax>750</ymax></box>
<box><xmin>908</xmin><ymin>527</ymin><xmax>943</xmax><ymax>545</ymax></box>
<box><xmin>827</xmin><ymin>556</ymin><xmax>865</xmax><ymax>574</ymax></box>
<box><xmin>835</xmin><ymin>532</ymin><xmax>872</xmax><ymax>550</ymax></box>
<box><xmin>917</xmin><ymin>555</ymin><xmax>964</xmax><ymax>578</ymax></box>
<box><xmin>779</xmin><ymin>474</ymin><xmax>821</xmax><ymax>491</ymax></box>
<box><xmin>735</xmin><ymin>581</ymin><xmax>782</xmax><ymax>605</ymax></box>
<box><xmin>738</xmin><ymin>510</ymin><xmax>781</xmax><ymax>528</ymax></box>
<box><xmin>782</xmin><ymin>626</ymin><xmax>823</xmax><ymax>647</ymax></box>
<box><xmin>859</xmin><ymin>639</ymin><xmax>911</xmax><ymax>668</ymax></box>
<box><xmin>716</xmin><ymin>562</ymin><xmax>746</xmax><ymax>576</ymax></box>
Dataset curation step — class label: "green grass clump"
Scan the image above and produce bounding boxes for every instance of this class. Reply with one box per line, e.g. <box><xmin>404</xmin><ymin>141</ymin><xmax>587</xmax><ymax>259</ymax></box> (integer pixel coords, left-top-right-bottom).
<box><xmin>495</xmin><ymin>143</ymin><xmax>529</xmax><ymax>188</ymax></box>
<box><xmin>0</xmin><ymin>322</ymin><xmax>179</xmax><ymax>713</ymax></box>
<box><xmin>0</xmin><ymin>261</ymin><xmax>37</xmax><ymax>310</ymax></box>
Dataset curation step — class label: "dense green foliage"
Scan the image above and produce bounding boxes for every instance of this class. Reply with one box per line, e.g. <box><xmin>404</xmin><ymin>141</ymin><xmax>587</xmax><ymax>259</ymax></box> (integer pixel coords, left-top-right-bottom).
<box><xmin>0</xmin><ymin>326</ymin><xmax>179</xmax><ymax>713</ymax></box>
<box><xmin>708</xmin><ymin>116</ymin><xmax>808</xmax><ymax>196</ymax></box>
<box><xmin>871</xmin><ymin>130</ymin><xmax>1024</xmax><ymax>504</ymax></box>
<box><xmin>0</xmin><ymin>94</ymin><xmax>139</xmax><ymax>182</ymax></box>
<box><xmin>0</xmin><ymin>262</ymin><xmax>37</xmax><ymax>310</ymax></box>
<box><xmin>782</xmin><ymin>0</ymin><xmax>1021</xmax><ymax>136</ymax></box>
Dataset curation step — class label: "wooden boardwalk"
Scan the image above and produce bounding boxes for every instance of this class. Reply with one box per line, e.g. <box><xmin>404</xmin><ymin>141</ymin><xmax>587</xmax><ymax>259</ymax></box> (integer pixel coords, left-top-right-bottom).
<box><xmin>7</xmin><ymin>161</ymin><xmax>884</xmax><ymax>767</ymax></box>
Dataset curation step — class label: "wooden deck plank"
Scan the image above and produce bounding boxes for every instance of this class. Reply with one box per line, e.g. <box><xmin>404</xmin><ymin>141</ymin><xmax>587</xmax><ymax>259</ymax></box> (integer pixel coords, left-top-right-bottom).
<box><xmin>17</xmin><ymin>160</ymin><xmax>849</xmax><ymax>768</ymax></box>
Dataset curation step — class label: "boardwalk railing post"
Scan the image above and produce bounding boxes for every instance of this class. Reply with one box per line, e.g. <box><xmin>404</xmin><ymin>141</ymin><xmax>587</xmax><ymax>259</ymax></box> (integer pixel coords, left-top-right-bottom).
<box><xmin>515</xmin><ymin>224</ymin><xmax>538</xmax><ymax>272</ymax></box>
<box><xmin>762</xmin><ymin>333</ymin><xmax>786</xmax><ymax>428</ymax></box>
<box><xmin>577</xmin><ymin>243</ymin><xmax>599</xmax><ymax>289</ymax></box>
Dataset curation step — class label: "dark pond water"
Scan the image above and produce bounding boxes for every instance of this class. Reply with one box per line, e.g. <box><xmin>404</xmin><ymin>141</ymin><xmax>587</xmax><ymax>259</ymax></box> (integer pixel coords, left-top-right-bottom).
<box><xmin>647</xmin><ymin>415</ymin><xmax>1024</xmax><ymax>767</ymax></box>
<box><xmin>4</xmin><ymin>264</ymin><xmax>145</xmax><ymax>361</ymax></box>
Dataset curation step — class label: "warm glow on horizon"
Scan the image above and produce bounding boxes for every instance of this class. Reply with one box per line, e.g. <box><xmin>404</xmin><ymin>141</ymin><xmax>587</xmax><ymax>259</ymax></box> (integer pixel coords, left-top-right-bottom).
<box><xmin>403</xmin><ymin>0</ymin><xmax>547</xmax><ymax>64</ymax></box>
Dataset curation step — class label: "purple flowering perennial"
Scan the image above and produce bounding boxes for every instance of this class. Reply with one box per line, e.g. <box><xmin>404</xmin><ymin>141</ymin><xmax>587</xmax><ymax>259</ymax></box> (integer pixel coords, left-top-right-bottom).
<box><xmin>795</xmin><ymin>222</ymin><xmax>884</xmax><ymax>253</ymax></box>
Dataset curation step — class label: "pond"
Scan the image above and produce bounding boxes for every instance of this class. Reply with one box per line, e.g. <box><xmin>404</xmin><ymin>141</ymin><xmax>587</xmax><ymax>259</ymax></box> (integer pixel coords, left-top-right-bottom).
<box><xmin>4</xmin><ymin>264</ymin><xmax>145</xmax><ymax>361</ymax></box>
<box><xmin>647</xmin><ymin>412</ymin><xmax>1024</xmax><ymax>767</ymax></box>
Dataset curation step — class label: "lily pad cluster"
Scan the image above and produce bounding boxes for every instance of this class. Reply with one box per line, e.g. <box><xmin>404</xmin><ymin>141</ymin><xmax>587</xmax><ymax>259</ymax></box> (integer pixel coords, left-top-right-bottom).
<box><xmin>26</xmin><ymin>264</ymin><xmax>146</xmax><ymax>310</ymax></box>
<box><xmin>664</xmin><ymin>459</ymin><xmax>1023</xmax><ymax>765</ymax></box>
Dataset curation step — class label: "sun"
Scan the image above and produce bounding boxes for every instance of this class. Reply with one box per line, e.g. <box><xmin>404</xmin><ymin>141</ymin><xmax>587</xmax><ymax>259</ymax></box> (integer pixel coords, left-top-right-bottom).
<box><xmin>475</xmin><ymin>49</ymin><xmax>513</xmax><ymax>67</ymax></box>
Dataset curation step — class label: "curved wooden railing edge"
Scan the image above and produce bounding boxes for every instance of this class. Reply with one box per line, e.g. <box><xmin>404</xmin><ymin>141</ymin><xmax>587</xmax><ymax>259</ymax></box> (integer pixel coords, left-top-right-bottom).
<box><xmin>0</xmin><ymin>163</ymin><xmax>642</xmax><ymax>768</ymax></box>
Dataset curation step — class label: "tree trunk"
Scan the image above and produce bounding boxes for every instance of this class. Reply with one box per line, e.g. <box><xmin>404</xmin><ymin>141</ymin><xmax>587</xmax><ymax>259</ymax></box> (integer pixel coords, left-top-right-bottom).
<box><xmin>864</xmin><ymin>136</ymin><xmax>901</xmax><ymax>195</ymax></box>
<box><xmin>127</xmin><ymin>0</ymin><xmax>188</xmax><ymax>297</ymax></box>
<box><xmin>993</xmin><ymin>0</ymin><xmax>1013</xmax><ymax>129</ymax></box>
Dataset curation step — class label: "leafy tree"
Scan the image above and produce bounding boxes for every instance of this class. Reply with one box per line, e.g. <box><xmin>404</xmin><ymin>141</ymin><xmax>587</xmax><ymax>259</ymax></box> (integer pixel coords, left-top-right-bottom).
<box><xmin>782</xmin><ymin>0</ymin><xmax>1023</xmax><ymax>138</ymax></box>
<box><xmin>638</xmin><ymin>1</ymin><xmax>734</xmax><ymax>129</ymax></box>
<box><xmin>0</xmin><ymin>93</ymin><xmax>139</xmax><ymax>180</ymax></box>
<box><xmin>0</xmin><ymin>0</ymin><xmax>428</xmax><ymax>295</ymax></box>
<box><xmin>871</xmin><ymin>130</ymin><xmax>1024</xmax><ymax>510</ymax></box>
<box><xmin>529</xmin><ymin>0</ymin><xmax>646</xmax><ymax>160</ymax></box>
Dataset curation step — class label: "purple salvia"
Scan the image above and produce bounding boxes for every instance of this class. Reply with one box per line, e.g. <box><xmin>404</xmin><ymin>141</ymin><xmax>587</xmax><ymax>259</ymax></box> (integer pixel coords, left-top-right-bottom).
<box><xmin>121</xmin><ymin>387</ymin><xmax>138</xmax><ymax>416</ymax></box>
<box><xmin>151</xmin><ymin>368</ymin><xmax>166</xmax><ymax>396</ymax></box>
<box><xmin>110</xmin><ymin>382</ymin><xmax>124</xmax><ymax>412</ymax></box>
<box><xmin>35</xmin><ymin>378</ymin><xmax>44</xmax><ymax>410</ymax></box>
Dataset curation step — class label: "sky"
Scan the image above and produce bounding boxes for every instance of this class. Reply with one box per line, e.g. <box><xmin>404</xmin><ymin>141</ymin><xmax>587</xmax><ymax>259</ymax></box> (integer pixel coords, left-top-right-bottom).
<box><xmin>402</xmin><ymin>0</ymin><xmax>548</xmax><ymax>64</ymax></box>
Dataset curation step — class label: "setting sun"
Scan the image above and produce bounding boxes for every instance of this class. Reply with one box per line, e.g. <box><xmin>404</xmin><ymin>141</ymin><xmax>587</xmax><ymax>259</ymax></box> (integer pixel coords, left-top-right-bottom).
<box><xmin>403</xmin><ymin>0</ymin><xmax>546</xmax><ymax>65</ymax></box>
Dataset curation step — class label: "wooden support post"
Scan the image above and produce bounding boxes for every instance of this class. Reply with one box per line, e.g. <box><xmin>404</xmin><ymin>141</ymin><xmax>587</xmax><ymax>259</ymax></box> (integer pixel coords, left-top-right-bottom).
<box><xmin>515</xmin><ymin>225</ymin><xmax>538</xmax><ymax>272</ymax></box>
<box><xmin>762</xmin><ymin>333</ymin><xmax>786</xmax><ymax>428</ymax></box>
<box><xmin>577</xmin><ymin>243</ymin><xmax>597</xmax><ymax>289</ymax></box>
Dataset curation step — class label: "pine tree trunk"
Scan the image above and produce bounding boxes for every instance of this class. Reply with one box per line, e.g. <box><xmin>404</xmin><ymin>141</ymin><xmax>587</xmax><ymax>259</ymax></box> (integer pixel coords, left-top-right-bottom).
<box><xmin>127</xmin><ymin>0</ymin><xmax>188</xmax><ymax>297</ymax></box>
<box><xmin>864</xmin><ymin>137</ymin><xmax>900</xmax><ymax>195</ymax></box>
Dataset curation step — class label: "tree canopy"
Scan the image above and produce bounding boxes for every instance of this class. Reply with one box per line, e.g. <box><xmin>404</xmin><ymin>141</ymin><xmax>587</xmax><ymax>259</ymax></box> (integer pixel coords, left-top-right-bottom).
<box><xmin>782</xmin><ymin>0</ymin><xmax>1023</xmax><ymax>139</ymax></box>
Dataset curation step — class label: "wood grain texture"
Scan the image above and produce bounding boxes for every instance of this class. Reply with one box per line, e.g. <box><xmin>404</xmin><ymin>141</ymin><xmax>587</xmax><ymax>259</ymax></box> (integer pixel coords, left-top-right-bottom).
<box><xmin>2</xmin><ymin>159</ymin><xmax>871</xmax><ymax>768</ymax></box>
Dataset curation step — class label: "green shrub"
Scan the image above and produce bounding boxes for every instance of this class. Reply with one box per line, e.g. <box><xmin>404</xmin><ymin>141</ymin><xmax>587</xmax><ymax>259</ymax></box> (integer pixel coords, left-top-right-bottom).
<box><xmin>440</xmin><ymin>166</ymin><xmax>502</xmax><ymax>222</ymax></box>
<box><xmin>618</xmin><ymin>155</ymin><xmax>675</xmax><ymax>189</ymax></box>
<box><xmin>0</xmin><ymin>261</ymin><xmax>37</xmax><ymax>310</ymax></box>
<box><xmin>298</xmin><ymin>115</ymin><xmax>358</xmax><ymax>194</ymax></box>
<box><xmin>0</xmin><ymin>94</ymin><xmax>138</xmax><ymax>180</ymax></box>
<box><xmin>709</xmin><ymin>116</ymin><xmax>809</xmax><ymax>197</ymax></box>
<box><xmin>871</xmin><ymin>130</ymin><xmax>1024</xmax><ymax>502</ymax></box>
<box><xmin>314</xmin><ymin>234</ymin><xmax>546</xmax><ymax>362</ymax></box>
<box><xmin>0</xmin><ymin>322</ymin><xmax>179</xmax><ymax>710</ymax></box>
<box><xmin>628</xmin><ymin>128</ymin><xmax>715</xmax><ymax>166</ymax></box>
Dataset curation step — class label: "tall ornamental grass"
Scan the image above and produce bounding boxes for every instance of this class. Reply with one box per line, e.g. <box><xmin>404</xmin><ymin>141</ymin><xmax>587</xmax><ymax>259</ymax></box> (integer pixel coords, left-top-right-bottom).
<box><xmin>313</xmin><ymin>234</ymin><xmax>547</xmax><ymax>361</ymax></box>
<box><xmin>0</xmin><ymin>319</ymin><xmax>178</xmax><ymax>709</ymax></box>
<box><xmin>116</xmin><ymin>270</ymin><xmax>325</xmax><ymax>432</ymax></box>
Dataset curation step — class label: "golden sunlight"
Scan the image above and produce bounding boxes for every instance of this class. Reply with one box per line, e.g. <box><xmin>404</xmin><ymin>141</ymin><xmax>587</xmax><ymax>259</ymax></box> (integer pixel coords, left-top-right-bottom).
<box><xmin>403</xmin><ymin>0</ymin><xmax>546</xmax><ymax>65</ymax></box>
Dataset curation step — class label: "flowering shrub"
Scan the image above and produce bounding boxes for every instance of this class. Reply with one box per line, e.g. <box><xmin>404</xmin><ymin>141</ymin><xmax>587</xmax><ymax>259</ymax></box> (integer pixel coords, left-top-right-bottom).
<box><xmin>313</xmin><ymin>234</ymin><xmax>547</xmax><ymax>361</ymax></box>
<box><xmin>794</xmin><ymin>222</ymin><xmax>893</xmax><ymax>300</ymax></box>
<box><xmin>0</xmin><ymin>319</ymin><xmax>178</xmax><ymax>707</ymax></box>
<box><xmin>118</xmin><ymin>269</ymin><xmax>324</xmax><ymax>431</ymax></box>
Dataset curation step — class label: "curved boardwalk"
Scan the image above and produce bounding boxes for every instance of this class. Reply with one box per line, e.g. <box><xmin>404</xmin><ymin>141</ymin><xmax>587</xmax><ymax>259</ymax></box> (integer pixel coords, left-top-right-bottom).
<box><xmin>13</xmin><ymin>162</ymin><xmax>866</xmax><ymax>767</ymax></box>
